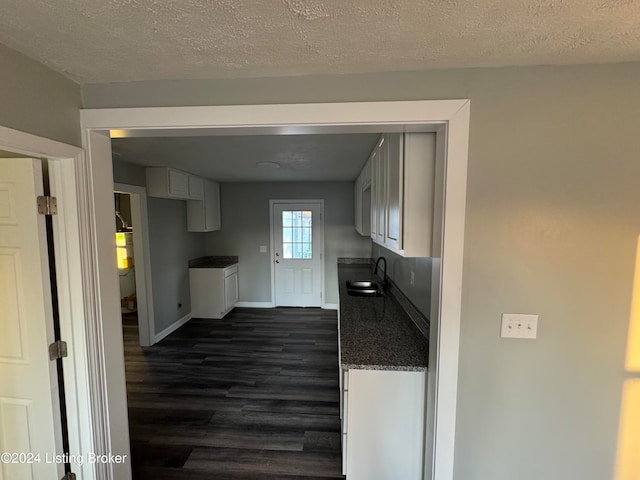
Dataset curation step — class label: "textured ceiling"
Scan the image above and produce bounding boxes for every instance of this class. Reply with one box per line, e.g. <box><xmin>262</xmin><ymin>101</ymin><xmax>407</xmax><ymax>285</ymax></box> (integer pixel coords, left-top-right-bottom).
<box><xmin>1</xmin><ymin>0</ymin><xmax>639</xmax><ymax>83</ymax></box>
<box><xmin>111</xmin><ymin>134</ymin><xmax>381</xmax><ymax>182</ymax></box>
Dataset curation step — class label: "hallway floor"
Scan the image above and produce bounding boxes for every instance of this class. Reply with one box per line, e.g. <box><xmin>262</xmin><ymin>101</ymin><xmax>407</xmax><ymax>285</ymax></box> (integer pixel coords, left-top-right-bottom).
<box><xmin>123</xmin><ymin>308</ymin><xmax>345</xmax><ymax>479</ymax></box>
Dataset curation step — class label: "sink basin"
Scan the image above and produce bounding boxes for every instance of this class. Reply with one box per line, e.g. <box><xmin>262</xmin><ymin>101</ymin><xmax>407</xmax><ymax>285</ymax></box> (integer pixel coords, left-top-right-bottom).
<box><xmin>346</xmin><ymin>280</ymin><xmax>379</xmax><ymax>290</ymax></box>
<box><xmin>347</xmin><ymin>288</ymin><xmax>384</xmax><ymax>297</ymax></box>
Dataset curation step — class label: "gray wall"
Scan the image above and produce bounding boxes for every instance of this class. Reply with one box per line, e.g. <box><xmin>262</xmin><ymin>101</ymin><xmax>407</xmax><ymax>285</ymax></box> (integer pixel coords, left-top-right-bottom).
<box><xmin>147</xmin><ymin>198</ymin><xmax>206</xmax><ymax>333</ymax></box>
<box><xmin>206</xmin><ymin>182</ymin><xmax>371</xmax><ymax>305</ymax></box>
<box><xmin>85</xmin><ymin>62</ymin><xmax>640</xmax><ymax>480</ymax></box>
<box><xmin>113</xmin><ymin>158</ymin><xmax>146</xmax><ymax>187</ymax></box>
<box><xmin>0</xmin><ymin>43</ymin><xmax>81</xmax><ymax>146</ymax></box>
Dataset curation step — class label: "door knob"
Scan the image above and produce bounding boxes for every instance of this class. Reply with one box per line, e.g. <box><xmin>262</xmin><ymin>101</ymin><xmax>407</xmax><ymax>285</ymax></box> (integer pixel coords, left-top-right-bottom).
<box><xmin>275</xmin><ymin>259</ymin><xmax>280</xmax><ymax>264</ymax></box>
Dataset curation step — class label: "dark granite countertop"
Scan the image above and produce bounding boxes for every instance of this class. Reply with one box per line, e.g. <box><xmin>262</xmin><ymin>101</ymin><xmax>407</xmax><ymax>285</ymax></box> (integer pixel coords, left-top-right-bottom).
<box><xmin>338</xmin><ymin>259</ymin><xmax>428</xmax><ymax>372</ymax></box>
<box><xmin>188</xmin><ymin>256</ymin><xmax>238</xmax><ymax>268</ymax></box>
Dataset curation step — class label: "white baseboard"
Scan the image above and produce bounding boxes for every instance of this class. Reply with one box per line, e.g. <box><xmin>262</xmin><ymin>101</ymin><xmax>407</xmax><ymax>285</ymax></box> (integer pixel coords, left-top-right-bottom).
<box><xmin>234</xmin><ymin>301</ymin><xmax>338</xmax><ymax>310</ymax></box>
<box><xmin>154</xmin><ymin>313</ymin><xmax>192</xmax><ymax>343</ymax></box>
<box><xmin>235</xmin><ymin>301</ymin><xmax>275</xmax><ymax>308</ymax></box>
<box><xmin>323</xmin><ymin>303</ymin><xmax>339</xmax><ymax>310</ymax></box>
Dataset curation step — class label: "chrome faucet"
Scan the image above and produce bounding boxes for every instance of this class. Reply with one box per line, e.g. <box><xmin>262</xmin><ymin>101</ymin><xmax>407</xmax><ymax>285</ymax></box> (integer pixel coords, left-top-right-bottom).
<box><xmin>373</xmin><ymin>256</ymin><xmax>389</xmax><ymax>291</ymax></box>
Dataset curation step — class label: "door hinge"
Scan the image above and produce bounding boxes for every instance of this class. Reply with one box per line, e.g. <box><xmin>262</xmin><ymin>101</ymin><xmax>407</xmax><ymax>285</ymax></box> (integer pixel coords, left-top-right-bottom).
<box><xmin>37</xmin><ymin>195</ymin><xmax>58</xmax><ymax>215</ymax></box>
<box><xmin>61</xmin><ymin>473</ymin><xmax>76</xmax><ymax>480</ymax></box>
<box><xmin>49</xmin><ymin>340</ymin><xmax>68</xmax><ymax>361</ymax></box>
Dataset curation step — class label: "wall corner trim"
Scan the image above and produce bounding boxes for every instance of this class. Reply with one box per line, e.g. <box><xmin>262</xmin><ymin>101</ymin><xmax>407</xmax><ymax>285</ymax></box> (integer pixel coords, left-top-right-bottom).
<box><xmin>154</xmin><ymin>313</ymin><xmax>193</xmax><ymax>343</ymax></box>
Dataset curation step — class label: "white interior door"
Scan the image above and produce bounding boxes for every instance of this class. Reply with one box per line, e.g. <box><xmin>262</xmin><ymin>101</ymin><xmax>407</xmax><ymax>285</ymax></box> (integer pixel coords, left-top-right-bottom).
<box><xmin>0</xmin><ymin>158</ymin><xmax>64</xmax><ymax>479</ymax></box>
<box><xmin>272</xmin><ymin>202</ymin><xmax>323</xmax><ymax>307</ymax></box>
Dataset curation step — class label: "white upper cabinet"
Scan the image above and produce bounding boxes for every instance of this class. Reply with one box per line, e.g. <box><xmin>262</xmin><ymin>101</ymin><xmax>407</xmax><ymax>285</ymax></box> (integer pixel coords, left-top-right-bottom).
<box><xmin>354</xmin><ymin>157</ymin><xmax>372</xmax><ymax>237</ymax></box>
<box><xmin>146</xmin><ymin>167</ymin><xmax>203</xmax><ymax>200</ymax></box>
<box><xmin>188</xmin><ymin>174</ymin><xmax>204</xmax><ymax>200</ymax></box>
<box><xmin>187</xmin><ymin>179</ymin><xmax>221</xmax><ymax>232</ymax></box>
<box><xmin>371</xmin><ymin>136</ymin><xmax>387</xmax><ymax>245</ymax></box>
<box><xmin>146</xmin><ymin>167</ymin><xmax>222</xmax><ymax>232</ymax></box>
<box><xmin>385</xmin><ymin>133</ymin><xmax>403</xmax><ymax>251</ymax></box>
<box><xmin>359</xmin><ymin>133</ymin><xmax>436</xmax><ymax>257</ymax></box>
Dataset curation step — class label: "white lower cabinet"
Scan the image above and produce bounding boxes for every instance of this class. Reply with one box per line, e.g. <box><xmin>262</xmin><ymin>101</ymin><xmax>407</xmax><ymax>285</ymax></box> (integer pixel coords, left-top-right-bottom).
<box><xmin>223</xmin><ymin>269</ymin><xmax>239</xmax><ymax>311</ymax></box>
<box><xmin>340</xmin><ymin>368</ymin><xmax>426</xmax><ymax>480</ymax></box>
<box><xmin>189</xmin><ymin>264</ymin><xmax>238</xmax><ymax>319</ymax></box>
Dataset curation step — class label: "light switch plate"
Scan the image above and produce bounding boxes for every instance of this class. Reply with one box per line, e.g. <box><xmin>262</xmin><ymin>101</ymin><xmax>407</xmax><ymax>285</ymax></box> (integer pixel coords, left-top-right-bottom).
<box><xmin>501</xmin><ymin>314</ymin><xmax>538</xmax><ymax>339</ymax></box>
<box><xmin>259</xmin><ymin>245</ymin><xmax>267</xmax><ymax>253</ymax></box>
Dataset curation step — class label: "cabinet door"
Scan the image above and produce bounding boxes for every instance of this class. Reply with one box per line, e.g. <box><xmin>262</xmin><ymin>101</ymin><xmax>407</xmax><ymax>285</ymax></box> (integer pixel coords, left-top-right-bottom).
<box><xmin>204</xmin><ymin>180</ymin><xmax>221</xmax><ymax>231</ymax></box>
<box><xmin>361</xmin><ymin>157</ymin><xmax>372</xmax><ymax>186</ymax></box>
<box><xmin>375</xmin><ymin>137</ymin><xmax>387</xmax><ymax>245</ymax></box>
<box><xmin>188</xmin><ymin>175</ymin><xmax>204</xmax><ymax>200</ymax></box>
<box><xmin>385</xmin><ymin>134</ymin><xmax>403</xmax><ymax>250</ymax></box>
<box><xmin>224</xmin><ymin>272</ymin><xmax>238</xmax><ymax>311</ymax></box>
<box><xmin>167</xmin><ymin>169</ymin><xmax>189</xmax><ymax>198</ymax></box>
<box><xmin>354</xmin><ymin>176</ymin><xmax>362</xmax><ymax>235</ymax></box>
<box><xmin>370</xmin><ymin>148</ymin><xmax>379</xmax><ymax>241</ymax></box>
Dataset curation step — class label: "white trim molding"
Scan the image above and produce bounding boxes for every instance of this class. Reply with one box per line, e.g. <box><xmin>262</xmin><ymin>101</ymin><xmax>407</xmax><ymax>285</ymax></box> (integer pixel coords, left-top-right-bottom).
<box><xmin>269</xmin><ymin>199</ymin><xmax>325</xmax><ymax>309</ymax></box>
<box><xmin>154</xmin><ymin>313</ymin><xmax>193</xmax><ymax>343</ymax></box>
<box><xmin>235</xmin><ymin>301</ymin><xmax>276</xmax><ymax>308</ymax></box>
<box><xmin>0</xmin><ymin>125</ymin><xmax>96</xmax><ymax>480</ymax></box>
<box><xmin>113</xmin><ymin>183</ymin><xmax>155</xmax><ymax>347</ymax></box>
<box><xmin>322</xmin><ymin>303</ymin><xmax>339</xmax><ymax>311</ymax></box>
<box><xmin>80</xmin><ymin>99</ymin><xmax>470</xmax><ymax>480</ymax></box>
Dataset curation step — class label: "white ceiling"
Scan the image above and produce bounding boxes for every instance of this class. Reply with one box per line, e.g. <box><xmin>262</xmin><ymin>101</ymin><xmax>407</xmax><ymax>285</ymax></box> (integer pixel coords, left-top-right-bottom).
<box><xmin>111</xmin><ymin>133</ymin><xmax>381</xmax><ymax>182</ymax></box>
<box><xmin>5</xmin><ymin>1</ymin><xmax>638</xmax><ymax>182</ymax></box>
<box><xmin>1</xmin><ymin>0</ymin><xmax>639</xmax><ymax>84</ymax></box>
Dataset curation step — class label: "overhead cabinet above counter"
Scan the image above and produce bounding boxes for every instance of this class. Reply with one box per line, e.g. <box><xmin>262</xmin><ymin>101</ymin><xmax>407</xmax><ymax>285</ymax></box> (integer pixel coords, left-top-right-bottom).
<box><xmin>355</xmin><ymin>133</ymin><xmax>437</xmax><ymax>257</ymax></box>
<box><xmin>145</xmin><ymin>167</ymin><xmax>221</xmax><ymax>232</ymax></box>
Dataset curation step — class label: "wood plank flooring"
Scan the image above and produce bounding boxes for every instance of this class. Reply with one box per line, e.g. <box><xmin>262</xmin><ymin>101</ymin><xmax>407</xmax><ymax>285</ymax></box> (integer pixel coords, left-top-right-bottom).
<box><xmin>123</xmin><ymin>308</ymin><xmax>345</xmax><ymax>480</ymax></box>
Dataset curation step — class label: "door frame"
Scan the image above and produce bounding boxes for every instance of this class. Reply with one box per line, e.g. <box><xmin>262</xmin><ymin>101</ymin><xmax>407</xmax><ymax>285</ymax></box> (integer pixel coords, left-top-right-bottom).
<box><xmin>0</xmin><ymin>125</ymin><xmax>96</xmax><ymax>480</ymax></box>
<box><xmin>269</xmin><ymin>199</ymin><xmax>325</xmax><ymax>308</ymax></box>
<box><xmin>80</xmin><ymin>99</ymin><xmax>470</xmax><ymax>480</ymax></box>
<box><xmin>113</xmin><ymin>183</ymin><xmax>155</xmax><ymax>347</ymax></box>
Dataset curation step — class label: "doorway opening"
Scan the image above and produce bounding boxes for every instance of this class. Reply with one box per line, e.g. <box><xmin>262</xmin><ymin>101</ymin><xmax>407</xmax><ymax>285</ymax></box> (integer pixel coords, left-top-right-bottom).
<box><xmin>114</xmin><ymin>192</ymin><xmax>139</xmax><ymax>349</ymax></box>
<box><xmin>80</xmin><ymin>100</ymin><xmax>470</xmax><ymax>480</ymax></box>
<box><xmin>271</xmin><ymin>200</ymin><xmax>325</xmax><ymax>307</ymax></box>
<box><xmin>114</xmin><ymin>184</ymin><xmax>155</xmax><ymax>347</ymax></box>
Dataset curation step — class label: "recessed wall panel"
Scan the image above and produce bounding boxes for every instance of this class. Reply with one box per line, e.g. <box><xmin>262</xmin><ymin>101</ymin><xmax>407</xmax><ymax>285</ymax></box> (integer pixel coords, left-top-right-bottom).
<box><xmin>0</xmin><ymin>184</ymin><xmax>16</xmax><ymax>226</ymax></box>
<box><xmin>0</xmin><ymin>398</ymin><xmax>34</xmax><ymax>479</ymax></box>
<box><xmin>0</xmin><ymin>250</ymin><xmax>26</xmax><ymax>362</ymax></box>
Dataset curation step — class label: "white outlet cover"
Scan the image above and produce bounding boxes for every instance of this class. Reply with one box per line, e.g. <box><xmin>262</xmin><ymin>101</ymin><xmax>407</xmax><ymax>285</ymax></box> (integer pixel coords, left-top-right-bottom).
<box><xmin>259</xmin><ymin>245</ymin><xmax>267</xmax><ymax>253</ymax></box>
<box><xmin>501</xmin><ymin>313</ymin><xmax>538</xmax><ymax>339</ymax></box>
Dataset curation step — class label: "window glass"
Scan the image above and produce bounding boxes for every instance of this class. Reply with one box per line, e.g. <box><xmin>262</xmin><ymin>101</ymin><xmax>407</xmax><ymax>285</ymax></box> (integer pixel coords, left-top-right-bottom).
<box><xmin>282</xmin><ymin>210</ymin><xmax>312</xmax><ymax>259</ymax></box>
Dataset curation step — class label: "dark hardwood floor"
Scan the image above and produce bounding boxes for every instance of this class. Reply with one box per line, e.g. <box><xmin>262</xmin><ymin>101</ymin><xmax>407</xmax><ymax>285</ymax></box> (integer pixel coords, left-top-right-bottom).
<box><xmin>122</xmin><ymin>308</ymin><xmax>345</xmax><ymax>479</ymax></box>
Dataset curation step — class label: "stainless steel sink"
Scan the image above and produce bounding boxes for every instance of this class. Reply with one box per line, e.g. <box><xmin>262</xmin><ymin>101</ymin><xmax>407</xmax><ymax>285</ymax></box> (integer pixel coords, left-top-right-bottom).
<box><xmin>347</xmin><ymin>288</ymin><xmax>384</xmax><ymax>297</ymax></box>
<box><xmin>346</xmin><ymin>280</ymin><xmax>384</xmax><ymax>297</ymax></box>
<box><xmin>346</xmin><ymin>280</ymin><xmax>379</xmax><ymax>290</ymax></box>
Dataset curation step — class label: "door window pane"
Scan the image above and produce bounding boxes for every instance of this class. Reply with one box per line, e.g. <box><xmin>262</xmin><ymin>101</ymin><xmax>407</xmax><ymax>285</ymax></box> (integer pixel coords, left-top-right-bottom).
<box><xmin>282</xmin><ymin>210</ymin><xmax>312</xmax><ymax>259</ymax></box>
